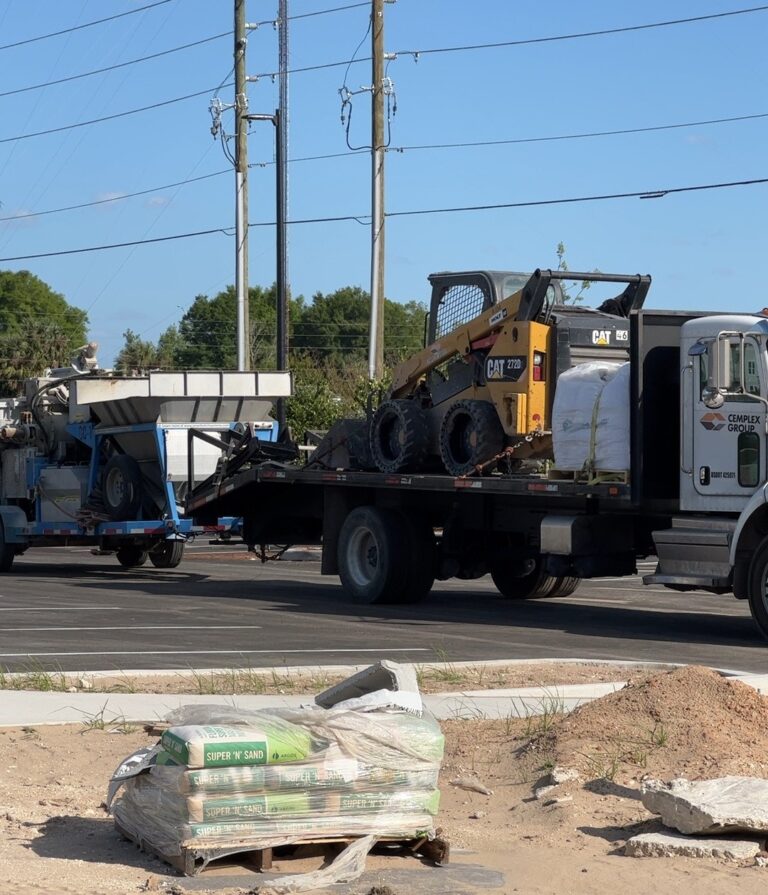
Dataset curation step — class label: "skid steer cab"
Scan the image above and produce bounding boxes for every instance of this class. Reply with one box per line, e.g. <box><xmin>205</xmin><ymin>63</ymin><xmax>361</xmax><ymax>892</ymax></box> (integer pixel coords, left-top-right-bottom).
<box><xmin>369</xmin><ymin>267</ymin><xmax>651</xmax><ymax>476</ymax></box>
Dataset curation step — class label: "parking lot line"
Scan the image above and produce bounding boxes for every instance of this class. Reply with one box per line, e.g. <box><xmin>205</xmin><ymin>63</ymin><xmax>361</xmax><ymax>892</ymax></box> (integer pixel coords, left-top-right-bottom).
<box><xmin>0</xmin><ymin>625</ymin><xmax>264</xmax><ymax>632</ymax></box>
<box><xmin>0</xmin><ymin>647</ymin><xmax>430</xmax><ymax>658</ymax></box>
<box><xmin>0</xmin><ymin>606</ymin><xmax>123</xmax><ymax>612</ymax></box>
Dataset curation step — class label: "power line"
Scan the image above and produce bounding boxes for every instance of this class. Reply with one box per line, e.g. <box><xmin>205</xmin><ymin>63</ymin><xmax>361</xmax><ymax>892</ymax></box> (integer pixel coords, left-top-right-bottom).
<box><xmin>0</xmin><ymin>33</ymin><xmax>231</xmax><ymax>99</ymax></box>
<box><xmin>0</xmin><ymin>0</ymin><xmax>174</xmax><ymax>53</ymax></box>
<box><xmin>0</xmin><ymin>84</ymin><xmax>233</xmax><ymax>145</ymax></box>
<box><xmin>389</xmin><ymin>112</ymin><xmax>768</xmax><ymax>154</ymax></box>
<box><xmin>247</xmin><ymin>2</ymin><xmax>369</xmax><ymax>29</ymax></box>
<box><xmin>0</xmin><ymin>171</ymin><xmax>230</xmax><ymax>223</ymax></box>
<box><xmin>253</xmin><ymin>5</ymin><xmax>768</xmax><ymax>78</ymax></box>
<box><xmin>1</xmin><ymin>176</ymin><xmax>765</xmax><ymax>263</ymax></box>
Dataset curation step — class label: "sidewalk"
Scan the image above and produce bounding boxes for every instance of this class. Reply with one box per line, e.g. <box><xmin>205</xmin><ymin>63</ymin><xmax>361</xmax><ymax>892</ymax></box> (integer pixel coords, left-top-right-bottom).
<box><xmin>3</xmin><ymin>671</ymin><xmax>767</xmax><ymax>727</ymax></box>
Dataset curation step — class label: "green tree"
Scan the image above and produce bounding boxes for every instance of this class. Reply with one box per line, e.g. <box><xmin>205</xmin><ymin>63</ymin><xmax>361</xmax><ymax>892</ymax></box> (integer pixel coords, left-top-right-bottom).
<box><xmin>0</xmin><ymin>270</ymin><xmax>88</xmax><ymax>394</ymax></box>
<box><xmin>555</xmin><ymin>242</ymin><xmax>598</xmax><ymax>304</ymax></box>
<box><xmin>291</xmin><ymin>286</ymin><xmax>425</xmax><ymax>366</ymax></box>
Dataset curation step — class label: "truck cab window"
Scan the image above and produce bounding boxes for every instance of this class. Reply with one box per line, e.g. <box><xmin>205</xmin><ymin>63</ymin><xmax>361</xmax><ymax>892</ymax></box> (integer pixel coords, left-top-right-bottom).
<box><xmin>730</xmin><ymin>342</ymin><xmax>761</xmax><ymax>396</ymax></box>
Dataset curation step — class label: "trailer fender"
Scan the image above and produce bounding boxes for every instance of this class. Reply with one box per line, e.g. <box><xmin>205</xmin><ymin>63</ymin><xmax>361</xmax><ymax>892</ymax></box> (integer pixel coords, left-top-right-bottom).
<box><xmin>0</xmin><ymin>506</ymin><xmax>28</xmax><ymax>543</ymax></box>
<box><xmin>729</xmin><ymin>484</ymin><xmax>768</xmax><ymax>598</ymax></box>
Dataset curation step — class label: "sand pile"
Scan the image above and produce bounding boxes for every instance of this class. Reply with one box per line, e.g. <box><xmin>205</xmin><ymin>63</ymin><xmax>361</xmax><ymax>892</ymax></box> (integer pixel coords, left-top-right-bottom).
<box><xmin>541</xmin><ymin>666</ymin><xmax>768</xmax><ymax>780</ymax></box>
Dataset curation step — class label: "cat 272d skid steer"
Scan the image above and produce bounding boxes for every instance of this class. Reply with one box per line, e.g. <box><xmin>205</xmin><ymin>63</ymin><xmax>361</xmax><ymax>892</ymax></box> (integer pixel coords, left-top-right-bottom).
<box><xmin>369</xmin><ymin>268</ymin><xmax>651</xmax><ymax>476</ymax></box>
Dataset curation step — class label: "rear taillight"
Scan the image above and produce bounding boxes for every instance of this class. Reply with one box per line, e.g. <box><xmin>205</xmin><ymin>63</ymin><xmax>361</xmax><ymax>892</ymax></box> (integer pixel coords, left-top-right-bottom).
<box><xmin>533</xmin><ymin>351</ymin><xmax>546</xmax><ymax>381</ymax></box>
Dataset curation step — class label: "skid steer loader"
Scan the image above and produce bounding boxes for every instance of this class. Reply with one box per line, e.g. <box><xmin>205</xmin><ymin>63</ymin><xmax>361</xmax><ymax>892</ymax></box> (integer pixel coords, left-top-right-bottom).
<box><xmin>369</xmin><ymin>268</ymin><xmax>651</xmax><ymax>476</ymax></box>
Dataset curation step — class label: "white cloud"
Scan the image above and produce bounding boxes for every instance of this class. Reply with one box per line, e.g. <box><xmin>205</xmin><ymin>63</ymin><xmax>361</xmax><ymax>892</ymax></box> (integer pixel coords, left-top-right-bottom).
<box><xmin>146</xmin><ymin>195</ymin><xmax>171</xmax><ymax>208</ymax></box>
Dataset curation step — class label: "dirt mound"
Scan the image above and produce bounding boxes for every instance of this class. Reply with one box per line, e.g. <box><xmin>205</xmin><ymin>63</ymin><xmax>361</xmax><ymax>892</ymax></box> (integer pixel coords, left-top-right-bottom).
<box><xmin>542</xmin><ymin>665</ymin><xmax>768</xmax><ymax>781</ymax></box>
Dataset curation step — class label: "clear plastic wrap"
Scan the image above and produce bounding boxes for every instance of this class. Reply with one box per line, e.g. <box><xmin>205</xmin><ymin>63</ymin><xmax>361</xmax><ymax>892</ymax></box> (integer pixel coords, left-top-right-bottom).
<box><xmin>111</xmin><ymin>704</ymin><xmax>444</xmax><ymax>857</ymax></box>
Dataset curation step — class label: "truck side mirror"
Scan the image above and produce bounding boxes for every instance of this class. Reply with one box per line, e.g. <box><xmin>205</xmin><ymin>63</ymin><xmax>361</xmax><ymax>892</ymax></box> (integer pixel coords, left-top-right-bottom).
<box><xmin>702</xmin><ymin>385</ymin><xmax>726</xmax><ymax>409</ymax></box>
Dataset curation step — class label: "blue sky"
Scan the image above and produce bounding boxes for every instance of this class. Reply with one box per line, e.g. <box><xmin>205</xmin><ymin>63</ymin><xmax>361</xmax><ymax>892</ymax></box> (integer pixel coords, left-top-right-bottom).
<box><xmin>0</xmin><ymin>1</ymin><xmax>765</xmax><ymax>363</ymax></box>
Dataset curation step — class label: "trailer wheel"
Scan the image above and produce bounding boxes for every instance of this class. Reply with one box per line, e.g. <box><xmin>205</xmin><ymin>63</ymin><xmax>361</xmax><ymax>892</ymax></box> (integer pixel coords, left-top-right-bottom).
<box><xmin>747</xmin><ymin>538</ymin><xmax>768</xmax><ymax>640</ymax></box>
<box><xmin>116</xmin><ymin>547</ymin><xmax>148</xmax><ymax>568</ymax></box>
<box><xmin>150</xmin><ymin>540</ymin><xmax>185</xmax><ymax>569</ymax></box>
<box><xmin>0</xmin><ymin>521</ymin><xmax>14</xmax><ymax>573</ymax></box>
<box><xmin>103</xmin><ymin>455</ymin><xmax>143</xmax><ymax>521</ymax></box>
<box><xmin>370</xmin><ymin>400</ymin><xmax>429</xmax><ymax>473</ymax></box>
<box><xmin>549</xmin><ymin>576</ymin><xmax>581</xmax><ymax>598</ymax></box>
<box><xmin>337</xmin><ymin>506</ymin><xmax>414</xmax><ymax>604</ymax></box>
<box><xmin>439</xmin><ymin>400</ymin><xmax>504</xmax><ymax>477</ymax></box>
<box><xmin>490</xmin><ymin>556</ymin><xmax>559</xmax><ymax>600</ymax></box>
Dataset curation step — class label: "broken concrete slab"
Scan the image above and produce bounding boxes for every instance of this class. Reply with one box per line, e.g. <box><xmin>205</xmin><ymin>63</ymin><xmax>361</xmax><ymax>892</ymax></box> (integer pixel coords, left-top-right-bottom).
<box><xmin>550</xmin><ymin>766</ymin><xmax>580</xmax><ymax>785</ymax></box>
<box><xmin>314</xmin><ymin>660</ymin><xmax>420</xmax><ymax>709</ymax></box>
<box><xmin>641</xmin><ymin>777</ymin><xmax>768</xmax><ymax>835</ymax></box>
<box><xmin>626</xmin><ymin>830</ymin><xmax>763</xmax><ymax>860</ymax></box>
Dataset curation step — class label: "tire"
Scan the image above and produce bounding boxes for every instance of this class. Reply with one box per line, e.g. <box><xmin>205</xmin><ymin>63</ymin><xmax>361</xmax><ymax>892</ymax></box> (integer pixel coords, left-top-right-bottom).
<box><xmin>150</xmin><ymin>540</ymin><xmax>185</xmax><ymax>569</ymax></box>
<box><xmin>338</xmin><ymin>506</ymin><xmax>418</xmax><ymax>604</ymax></box>
<box><xmin>103</xmin><ymin>455</ymin><xmax>143</xmax><ymax>521</ymax></box>
<box><xmin>370</xmin><ymin>400</ymin><xmax>429</xmax><ymax>474</ymax></box>
<box><xmin>747</xmin><ymin>538</ymin><xmax>768</xmax><ymax>640</ymax></box>
<box><xmin>0</xmin><ymin>521</ymin><xmax>14</xmax><ymax>573</ymax></box>
<box><xmin>549</xmin><ymin>576</ymin><xmax>581</xmax><ymax>598</ymax></box>
<box><xmin>116</xmin><ymin>547</ymin><xmax>148</xmax><ymax>568</ymax></box>
<box><xmin>439</xmin><ymin>400</ymin><xmax>504</xmax><ymax>477</ymax></box>
<box><xmin>490</xmin><ymin>556</ymin><xmax>559</xmax><ymax>600</ymax></box>
<box><xmin>398</xmin><ymin>514</ymin><xmax>436</xmax><ymax>604</ymax></box>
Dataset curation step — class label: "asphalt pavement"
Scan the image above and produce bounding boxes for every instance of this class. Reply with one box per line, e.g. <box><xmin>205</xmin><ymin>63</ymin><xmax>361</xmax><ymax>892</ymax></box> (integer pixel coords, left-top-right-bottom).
<box><xmin>0</xmin><ymin>545</ymin><xmax>767</xmax><ymax>673</ymax></box>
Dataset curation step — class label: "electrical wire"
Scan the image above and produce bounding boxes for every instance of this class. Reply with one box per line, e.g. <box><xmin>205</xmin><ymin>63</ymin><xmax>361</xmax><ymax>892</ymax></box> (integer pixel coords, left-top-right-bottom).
<box><xmin>0</xmin><ymin>84</ymin><xmax>233</xmax><ymax>145</ymax></box>
<box><xmin>247</xmin><ymin>1</ymin><xmax>369</xmax><ymax>30</ymax></box>
<box><xmin>0</xmin><ymin>32</ymin><xmax>230</xmax><ymax>98</ymax></box>
<box><xmin>253</xmin><ymin>4</ymin><xmax>768</xmax><ymax>78</ymax></box>
<box><xmin>389</xmin><ymin>112</ymin><xmax>768</xmax><ymax>154</ymax></box>
<box><xmin>0</xmin><ymin>0</ymin><xmax>174</xmax><ymax>52</ymax></box>
<box><xmin>0</xmin><ymin>172</ymin><xmax>230</xmax><ymax>223</ymax></box>
<box><xmin>1</xmin><ymin>176</ymin><xmax>766</xmax><ymax>264</ymax></box>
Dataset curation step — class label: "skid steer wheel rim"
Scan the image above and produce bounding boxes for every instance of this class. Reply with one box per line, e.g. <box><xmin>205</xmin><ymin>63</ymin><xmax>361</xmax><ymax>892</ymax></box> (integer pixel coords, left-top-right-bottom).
<box><xmin>346</xmin><ymin>525</ymin><xmax>378</xmax><ymax>588</ymax></box>
<box><xmin>105</xmin><ymin>466</ymin><xmax>132</xmax><ymax>508</ymax></box>
<box><xmin>378</xmin><ymin>411</ymin><xmax>404</xmax><ymax>463</ymax></box>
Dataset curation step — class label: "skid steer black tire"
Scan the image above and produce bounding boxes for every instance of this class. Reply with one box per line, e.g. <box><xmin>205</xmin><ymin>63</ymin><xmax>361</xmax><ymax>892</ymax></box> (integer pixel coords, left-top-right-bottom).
<box><xmin>370</xmin><ymin>399</ymin><xmax>429</xmax><ymax>474</ymax></box>
<box><xmin>150</xmin><ymin>540</ymin><xmax>185</xmax><ymax>569</ymax></box>
<box><xmin>102</xmin><ymin>454</ymin><xmax>143</xmax><ymax>521</ymax></box>
<box><xmin>439</xmin><ymin>400</ymin><xmax>505</xmax><ymax>477</ymax></box>
<box><xmin>549</xmin><ymin>576</ymin><xmax>581</xmax><ymax>598</ymax></box>
<box><xmin>490</xmin><ymin>556</ymin><xmax>559</xmax><ymax>600</ymax></box>
<box><xmin>116</xmin><ymin>547</ymin><xmax>148</xmax><ymax>568</ymax></box>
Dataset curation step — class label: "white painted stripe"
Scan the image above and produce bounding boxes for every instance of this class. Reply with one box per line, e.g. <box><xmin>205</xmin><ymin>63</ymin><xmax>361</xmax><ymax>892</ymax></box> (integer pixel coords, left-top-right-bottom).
<box><xmin>0</xmin><ymin>648</ymin><xmax>430</xmax><ymax>658</ymax></box>
<box><xmin>1</xmin><ymin>625</ymin><xmax>263</xmax><ymax>632</ymax></box>
<box><xmin>0</xmin><ymin>606</ymin><xmax>122</xmax><ymax>612</ymax></box>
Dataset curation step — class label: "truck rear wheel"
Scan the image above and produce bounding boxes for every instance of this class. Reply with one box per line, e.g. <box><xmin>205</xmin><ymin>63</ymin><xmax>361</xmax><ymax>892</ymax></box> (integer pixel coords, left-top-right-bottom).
<box><xmin>490</xmin><ymin>556</ymin><xmax>559</xmax><ymax>600</ymax></box>
<box><xmin>549</xmin><ymin>576</ymin><xmax>581</xmax><ymax>598</ymax></box>
<box><xmin>337</xmin><ymin>506</ymin><xmax>433</xmax><ymax>604</ymax></box>
<box><xmin>150</xmin><ymin>540</ymin><xmax>185</xmax><ymax>569</ymax></box>
<box><xmin>747</xmin><ymin>538</ymin><xmax>768</xmax><ymax>640</ymax></box>
<box><xmin>0</xmin><ymin>521</ymin><xmax>14</xmax><ymax>573</ymax></box>
<box><xmin>116</xmin><ymin>547</ymin><xmax>148</xmax><ymax>568</ymax></box>
<box><xmin>439</xmin><ymin>400</ymin><xmax>504</xmax><ymax>477</ymax></box>
<box><xmin>370</xmin><ymin>400</ymin><xmax>429</xmax><ymax>473</ymax></box>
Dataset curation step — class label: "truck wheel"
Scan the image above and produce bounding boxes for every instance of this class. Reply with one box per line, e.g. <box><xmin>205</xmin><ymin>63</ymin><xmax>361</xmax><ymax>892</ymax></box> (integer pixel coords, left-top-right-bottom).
<box><xmin>0</xmin><ymin>521</ymin><xmax>14</xmax><ymax>573</ymax></box>
<box><xmin>399</xmin><ymin>514</ymin><xmax>436</xmax><ymax>603</ymax></box>
<box><xmin>439</xmin><ymin>400</ymin><xmax>504</xmax><ymax>477</ymax></box>
<box><xmin>150</xmin><ymin>541</ymin><xmax>185</xmax><ymax>569</ymax></box>
<box><xmin>370</xmin><ymin>400</ymin><xmax>429</xmax><ymax>473</ymax></box>
<box><xmin>490</xmin><ymin>556</ymin><xmax>559</xmax><ymax>600</ymax></box>
<box><xmin>747</xmin><ymin>538</ymin><xmax>768</xmax><ymax>640</ymax></box>
<box><xmin>337</xmin><ymin>506</ymin><xmax>414</xmax><ymax>604</ymax></box>
<box><xmin>103</xmin><ymin>455</ymin><xmax>143</xmax><ymax>521</ymax></box>
<box><xmin>549</xmin><ymin>576</ymin><xmax>581</xmax><ymax>598</ymax></box>
<box><xmin>116</xmin><ymin>547</ymin><xmax>148</xmax><ymax>568</ymax></box>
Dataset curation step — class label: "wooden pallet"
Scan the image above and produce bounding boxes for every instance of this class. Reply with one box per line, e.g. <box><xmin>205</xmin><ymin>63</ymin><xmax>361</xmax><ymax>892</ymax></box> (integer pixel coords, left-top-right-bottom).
<box><xmin>115</xmin><ymin>819</ymin><xmax>450</xmax><ymax>877</ymax></box>
<box><xmin>548</xmin><ymin>467</ymin><xmax>630</xmax><ymax>485</ymax></box>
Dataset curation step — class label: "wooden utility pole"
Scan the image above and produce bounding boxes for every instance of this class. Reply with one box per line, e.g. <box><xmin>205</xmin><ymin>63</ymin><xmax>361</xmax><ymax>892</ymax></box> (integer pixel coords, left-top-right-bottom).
<box><xmin>276</xmin><ymin>0</ymin><xmax>289</xmax><ymax>429</ymax></box>
<box><xmin>234</xmin><ymin>0</ymin><xmax>250</xmax><ymax>370</ymax></box>
<box><xmin>368</xmin><ymin>0</ymin><xmax>385</xmax><ymax>380</ymax></box>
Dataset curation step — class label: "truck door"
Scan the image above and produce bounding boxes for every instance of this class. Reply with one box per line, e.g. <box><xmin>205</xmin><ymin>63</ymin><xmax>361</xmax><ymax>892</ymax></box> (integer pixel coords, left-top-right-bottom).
<box><xmin>692</xmin><ymin>334</ymin><xmax>765</xmax><ymax>498</ymax></box>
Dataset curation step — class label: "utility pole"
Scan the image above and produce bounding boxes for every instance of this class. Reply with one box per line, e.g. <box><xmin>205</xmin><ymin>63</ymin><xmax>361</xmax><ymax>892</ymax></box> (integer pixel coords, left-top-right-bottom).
<box><xmin>368</xmin><ymin>0</ymin><xmax>385</xmax><ymax>380</ymax></box>
<box><xmin>234</xmin><ymin>0</ymin><xmax>250</xmax><ymax>371</ymax></box>
<box><xmin>276</xmin><ymin>0</ymin><xmax>289</xmax><ymax>430</ymax></box>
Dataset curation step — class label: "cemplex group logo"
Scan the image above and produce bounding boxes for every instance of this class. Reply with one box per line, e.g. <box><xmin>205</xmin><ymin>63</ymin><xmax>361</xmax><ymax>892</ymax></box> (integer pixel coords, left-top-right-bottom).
<box><xmin>700</xmin><ymin>412</ymin><xmax>727</xmax><ymax>431</ymax></box>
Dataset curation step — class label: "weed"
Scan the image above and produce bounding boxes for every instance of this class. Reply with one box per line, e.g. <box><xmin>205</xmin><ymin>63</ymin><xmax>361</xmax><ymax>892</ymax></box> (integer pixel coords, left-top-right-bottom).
<box><xmin>429</xmin><ymin>645</ymin><xmax>464</xmax><ymax>685</ymax></box>
<box><xmin>16</xmin><ymin>659</ymin><xmax>70</xmax><ymax>692</ymax></box>
<box><xmin>79</xmin><ymin>702</ymin><xmax>136</xmax><ymax>734</ymax></box>
<box><xmin>650</xmin><ymin>722</ymin><xmax>668</xmax><ymax>747</ymax></box>
<box><xmin>106</xmin><ymin>672</ymin><xmax>138</xmax><ymax>694</ymax></box>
